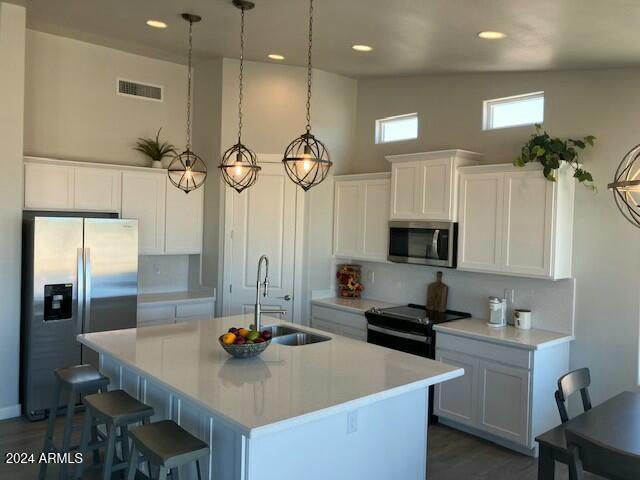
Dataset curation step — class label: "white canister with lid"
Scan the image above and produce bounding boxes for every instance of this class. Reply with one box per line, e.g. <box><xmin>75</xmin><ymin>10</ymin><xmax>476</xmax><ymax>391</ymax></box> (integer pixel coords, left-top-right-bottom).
<box><xmin>514</xmin><ymin>309</ymin><xmax>532</xmax><ymax>330</ymax></box>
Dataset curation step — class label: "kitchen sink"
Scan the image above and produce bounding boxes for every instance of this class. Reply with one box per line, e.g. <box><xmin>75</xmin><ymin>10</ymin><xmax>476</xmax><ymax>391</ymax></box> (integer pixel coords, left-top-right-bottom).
<box><xmin>271</xmin><ymin>332</ymin><xmax>331</xmax><ymax>346</ymax></box>
<box><xmin>261</xmin><ymin>325</ymin><xmax>302</xmax><ymax>338</ymax></box>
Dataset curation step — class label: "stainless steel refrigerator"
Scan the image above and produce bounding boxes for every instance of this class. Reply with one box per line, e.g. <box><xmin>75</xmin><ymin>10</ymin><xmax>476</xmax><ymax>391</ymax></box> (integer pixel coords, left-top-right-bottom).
<box><xmin>21</xmin><ymin>215</ymin><xmax>138</xmax><ymax>419</ymax></box>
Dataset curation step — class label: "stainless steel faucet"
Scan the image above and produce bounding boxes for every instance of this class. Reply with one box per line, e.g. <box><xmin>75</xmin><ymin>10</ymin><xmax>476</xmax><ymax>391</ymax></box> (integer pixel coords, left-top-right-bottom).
<box><xmin>254</xmin><ymin>255</ymin><xmax>287</xmax><ymax>332</ymax></box>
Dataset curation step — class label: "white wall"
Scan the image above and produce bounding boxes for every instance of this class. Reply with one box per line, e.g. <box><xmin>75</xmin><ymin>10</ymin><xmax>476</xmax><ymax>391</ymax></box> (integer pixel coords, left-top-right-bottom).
<box><xmin>218</xmin><ymin>59</ymin><xmax>357</xmax><ymax>321</ymax></box>
<box><xmin>353</xmin><ymin>69</ymin><xmax>640</xmax><ymax>406</ymax></box>
<box><xmin>0</xmin><ymin>2</ymin><xmax>25</xmax><ymax>419</ymax></box>
<box><xmin>24</xmin><ymin>30</ymin><xmax>188</xmax><ymax>166</ymax></box>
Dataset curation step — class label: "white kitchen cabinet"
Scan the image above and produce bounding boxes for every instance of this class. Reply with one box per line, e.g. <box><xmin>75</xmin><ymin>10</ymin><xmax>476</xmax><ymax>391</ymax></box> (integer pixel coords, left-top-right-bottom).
<box><xmin>386</xmin><ymin>150</ymin><xmax>482</xmax><ymax>221</ymax></box>
<box><xmin>434</xmin><ymin>330</ymin><xmax>569</xmax><ymax>456</ymax></box>
<box><xmin>457</xmin><ymin>163</ymin><xmax>575</xmax><ymax>279</ymax></box>
<box><xmin>74</xmin><ymin>166</ymin><xmax>121</xmax><ymax>212</ymax></box>
<box><xmin>137</xmin><ymin>297</ymin><xmax>216</xmax><ymax>328</ymax></box>
<box><xmin>122</xmin><ymin>170</ymin><xmax>166</xmax><ymax>255</ymax></box>
<box><xmin>24</xmin><ymin>161</ymin><xmax>75</xmax><ymax>210</ymax></box>
<box><xmin>333</xmin><ymin>173</ymin><xmax>390</xmax><ymax>262</ymax></box>
<box><xmin>165</xmin><ymin>178</ymin><xmax>204</xmax><ymax>254</ymax></box>
<box><xmin>311</xmin><ymin>304</ymin><xmax>367</xmax><ymax>341</ymax></box>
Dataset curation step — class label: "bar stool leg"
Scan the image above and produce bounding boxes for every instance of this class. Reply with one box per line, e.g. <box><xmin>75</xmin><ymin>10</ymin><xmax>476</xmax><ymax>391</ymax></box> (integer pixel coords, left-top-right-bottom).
<box><xmin>158</xmin><ymin>466</ymin><xmax>168</xmax><ymax>480</ymax></box>
<box><xmin>195</xmin><ymin>459</ymin><xmax>203</xmax><ymax>480</ymax></box>
<box><xmin>126</xmin><ymin>444</ymin><xmax>139</xmax><ymax>480</ymax></box>
<box><xmin>59</xmin><ymin>388</ymin><xmax>77</xmax><ymax>480</ymax></box>
<box><xmin>39</xmin><ymin>380</ymin><xmax>61</xmax><ymax>480</ymax></box>
<box><xmin>120</xmin><ymin>425</ymin><xmax>130</xmax><ymax>464</ymax></box>
<box><xmin>102</xmin><ymin>424</ymin><xmax>117</xmax><ymax>480</ymax></box>
<box><xmin>75</xmin><ymin>409</ymin><xmax>94</xmax><ymax>480</ymax></box>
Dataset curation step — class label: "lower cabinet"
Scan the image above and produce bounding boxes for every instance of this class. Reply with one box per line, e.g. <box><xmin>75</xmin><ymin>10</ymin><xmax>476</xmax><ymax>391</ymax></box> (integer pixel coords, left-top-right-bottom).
<box><xmin>311</xmin><ymin>304</ymin><xmax>367</xmax><ymax>341</ymax></box>
<box><xmin>434</xmin><ymin>332</ymin><xmax>568</xmax><ymax>455</ymax></box>
<box><xmin>137</xmin><ymin>298</ymin><xmax>215</xmax><ymax>328</ymax></box>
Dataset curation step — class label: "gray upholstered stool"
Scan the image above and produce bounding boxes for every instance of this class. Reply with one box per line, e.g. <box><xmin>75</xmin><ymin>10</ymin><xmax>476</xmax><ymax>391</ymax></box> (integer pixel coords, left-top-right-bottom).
<box><xmin>39</xmin><ymin>364</ymin><xmax>109</xmax><ymax>480</ymax></box>
<box><xmin>126</xmin><ymin>420</ymin><xmax>210</xmax><ymax>480</ymax></box>
<box><xmin>75</xmin><ymin>389</ymin><xmax>154</xmax><ymax>480</ymax></box>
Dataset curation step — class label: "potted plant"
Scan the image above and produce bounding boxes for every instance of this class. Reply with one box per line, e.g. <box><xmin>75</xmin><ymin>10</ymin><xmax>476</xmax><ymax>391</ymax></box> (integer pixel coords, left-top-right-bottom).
<box><xmin>515</xmin><ymin>124</ymin><xmax>596</xmax><ymax>189</ymax></box>
<box><xmin>133</xmin><ymin>128</ymin><xmax>176</xmax><ymax>168</ymax></box>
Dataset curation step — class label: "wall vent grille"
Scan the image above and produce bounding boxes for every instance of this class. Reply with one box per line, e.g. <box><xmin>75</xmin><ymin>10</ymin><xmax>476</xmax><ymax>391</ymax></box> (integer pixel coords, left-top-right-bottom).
<box><xmin>117</xmin><ymin>79</ymin><xmax>163</xmax><ymax>101</ymax></box>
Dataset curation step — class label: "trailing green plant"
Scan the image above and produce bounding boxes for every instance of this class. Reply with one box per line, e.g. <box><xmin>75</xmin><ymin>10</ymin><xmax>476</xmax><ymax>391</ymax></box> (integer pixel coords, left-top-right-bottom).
<box><xmin>515</xmin><ymin>124</ymin><xmax>596</xmax><ymax>190</ymax></box>
<box><xmin>133</xmin><ymin>128</ymin><xmax>176</xmax><ymax>162</ymax></box>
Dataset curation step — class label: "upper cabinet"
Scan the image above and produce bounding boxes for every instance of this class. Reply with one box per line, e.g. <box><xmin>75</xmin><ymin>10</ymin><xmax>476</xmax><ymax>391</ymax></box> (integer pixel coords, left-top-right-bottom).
<box><xmin>121</xmin><ymin>170</ymin><xmax>166</xmax><ymax>255</ymax></box>
<box><xmin>386</xmin><ymin>150</ymin><xmax>482</xmax><ymax>221</ymax></box>
<box><xmin>165</xmin><ymin>177</ymin><xmax>204</xmax><ymax>255</ymax></box>
<box><xmin>23</xmin><ymin>157</ymin><xmax>205</xmax><ymax>256</ymax></box>
<box><xmin>457</xmin><ymin>163</ymin><xmax>575</xmax><ymax>279</ymax></box>
<box><xmin>333</xmin><ymin>173</ymin><xmax>391</xmax><ymax>262</ymax></box>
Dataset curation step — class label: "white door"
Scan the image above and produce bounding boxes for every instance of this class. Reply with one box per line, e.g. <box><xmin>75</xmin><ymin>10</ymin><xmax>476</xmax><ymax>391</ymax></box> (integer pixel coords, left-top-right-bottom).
<box><xmin>361</xmin><ymin>179</ymin><xmax>390</xmax><ymax>260</ymax></box>
<box><xmin>74</xmin><ymin>166</ymin><xmax>121</xmax><ymax>212</ymax></box>
<box><xmin>223</xmin><ymin>160</ymin><xmax>297</xmax><ymax>322</ymax></box>
<box><xmin>502</xmin><ymin>170</ymin><xmax>554</xmax><ymax>277</ymax></box>
<box><xmin>390</xmin><ymin>160</ymin><xmax>423</xmax><ymax>220</ymax></box>
<box><xmin>457</xmin><ymin>172</ymin><xmax>504</xmax><ymax>273</ymax></box>
<box><xmin>421</xmin><ymin>158</ymin><xmax>452</xmax><ymax>220</ymax></box>
<box><xmin>434</xmin><ymin>349</ymin><xmax>478</xmax><ymax>427</ymax></box>
<box><xmin>121</xmin><ymin>170</ymin><xmax>166</xmax><ymax>255</ymax></box>
<box><xmin>165</xmin><ymin>177</ymin><xmax>204</xmax><ymax>254</ymax></box>
<box><xmin>24</xmin><ymin>162</ymin><xmax>75</xmax><ymax>210</ymax></box>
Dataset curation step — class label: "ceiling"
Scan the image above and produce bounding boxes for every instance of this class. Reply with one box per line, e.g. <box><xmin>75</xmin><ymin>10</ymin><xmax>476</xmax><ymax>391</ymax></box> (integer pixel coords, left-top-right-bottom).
<box><xmin>22</xmin><ymin>0</ymin><xmax>640</xmax><ymax>78</ymax></box>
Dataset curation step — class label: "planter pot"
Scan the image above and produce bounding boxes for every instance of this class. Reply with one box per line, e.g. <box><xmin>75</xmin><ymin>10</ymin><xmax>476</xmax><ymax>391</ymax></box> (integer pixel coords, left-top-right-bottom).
<box><xmin>151</xmin><ymin>160</ymin><xmax>163</xmax><ymax>169</ymax></box>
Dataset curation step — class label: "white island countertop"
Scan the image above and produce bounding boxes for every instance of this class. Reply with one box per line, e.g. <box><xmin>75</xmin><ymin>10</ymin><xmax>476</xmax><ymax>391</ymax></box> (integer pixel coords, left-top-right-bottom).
<box><xmin>78</xmin><ymin>315</ymin><xmax>463</xmax><ymax>438</ymax></box>
<box><xmin>434</xmin><ymin>318</ymin><xmax>574</xmax><ymax>351</ymax></box>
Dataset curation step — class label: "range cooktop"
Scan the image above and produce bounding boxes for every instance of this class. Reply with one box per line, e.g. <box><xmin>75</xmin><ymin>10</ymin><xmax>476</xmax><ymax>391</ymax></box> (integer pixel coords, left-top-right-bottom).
<box><xmin>366</xmin><ymin>303</ymin><xmax>471</xmax><ymax>329</ymax></box>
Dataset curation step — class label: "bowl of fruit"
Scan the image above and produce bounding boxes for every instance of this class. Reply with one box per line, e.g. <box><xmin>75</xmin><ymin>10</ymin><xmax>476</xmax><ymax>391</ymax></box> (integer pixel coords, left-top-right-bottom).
<box><xmin>219</xmin><ymin>327</ymin><xmax>273</xmax><ymax>359</ymax></box>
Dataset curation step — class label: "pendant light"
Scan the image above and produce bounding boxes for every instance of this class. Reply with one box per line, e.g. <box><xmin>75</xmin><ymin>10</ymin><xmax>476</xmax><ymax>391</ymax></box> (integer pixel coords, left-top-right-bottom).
<box><xmin>168</xmin><ymin>13</ymin><xmax>207</xmax><ymax>194</ymax></box>
<box><xmin>609</xmin><ymin>144</ymin><xmax>640</xmax><ymax>228</ymax></box>
<box><xmin>282</xmin><ymin>0</ymin><xmax>332</xmax><ymax>191</ymax></box>
<box><xmin>219</xmin><ymin>0</ymin><xmax>261</xmax><ymax>193</ymax></box>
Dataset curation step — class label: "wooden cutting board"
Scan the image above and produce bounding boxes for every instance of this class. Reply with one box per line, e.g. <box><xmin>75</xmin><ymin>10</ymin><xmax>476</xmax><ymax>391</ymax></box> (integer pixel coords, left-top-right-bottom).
<box><xmin>426</xmin><ymin>271</ymin><xmax>448</xmax><ymax>313</ymax></box>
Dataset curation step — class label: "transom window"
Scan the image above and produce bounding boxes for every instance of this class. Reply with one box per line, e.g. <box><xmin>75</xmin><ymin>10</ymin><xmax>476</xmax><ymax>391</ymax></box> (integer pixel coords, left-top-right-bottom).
<box><xmin>483</xmin><ymin>91</ymin><xmax>544</xmax><ymax>130</ymax></box>
<box><xmin>375</xmin><ymin>113</ymin><xmax>418</xmax><ymax>144</ymax></box>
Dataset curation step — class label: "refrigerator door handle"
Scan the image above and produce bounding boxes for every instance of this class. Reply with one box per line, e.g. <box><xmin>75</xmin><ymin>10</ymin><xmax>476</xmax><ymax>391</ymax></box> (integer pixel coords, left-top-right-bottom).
<box><xmin>77</xmin><ymin>248</ymin><xmax>84</xmax><ymax>334</ymax></box>
<box><xmin>85</xmin><ymin>248</ymin><xmax>92</xmax><ymax>332</ymax></box>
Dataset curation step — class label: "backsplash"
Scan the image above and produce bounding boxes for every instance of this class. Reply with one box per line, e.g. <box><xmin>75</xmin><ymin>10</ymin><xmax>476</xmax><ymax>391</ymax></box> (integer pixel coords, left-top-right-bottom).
<box><xmin>358</xmin><ymin>261</ymin><xmax>575</xmax><ymax>335</ymax></box>
<box><xmin>138</xmin><ymin>255</ymin><xmax>191</xmax><ymax>294</ymax></box>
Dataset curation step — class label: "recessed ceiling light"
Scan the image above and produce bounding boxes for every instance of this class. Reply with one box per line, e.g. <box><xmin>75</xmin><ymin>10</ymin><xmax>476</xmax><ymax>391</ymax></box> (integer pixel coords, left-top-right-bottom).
<box><xmin>146</xmin><ymin>20</ymin><xmax>168</xmax><ymax>29</ymax></box>
<box><xmin>478</xmin><ymin>31</ymin><xmax>506</xmax><ymax>40</ymax></box>
<box><xmin>268</xmin><ymin>54</ymin><xmax>285</xmax><ymax>61</ymax></box>
<box><xmin>352</xmin><ymin>44</ymin><xmax>373</xmax><ymax>52</ymax></box>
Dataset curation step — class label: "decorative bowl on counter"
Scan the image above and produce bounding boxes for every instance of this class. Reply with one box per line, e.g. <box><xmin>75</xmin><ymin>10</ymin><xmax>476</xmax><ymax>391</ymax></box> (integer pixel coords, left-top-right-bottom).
<box><xmin>219</xmin><ymin>327</ymin><xmax>273</xmax><ymax>358</ymax></box>
<box><xmin>219</xmin><ymin>339</ymin><xmax>271</xmax><ymax>358</ymax></box>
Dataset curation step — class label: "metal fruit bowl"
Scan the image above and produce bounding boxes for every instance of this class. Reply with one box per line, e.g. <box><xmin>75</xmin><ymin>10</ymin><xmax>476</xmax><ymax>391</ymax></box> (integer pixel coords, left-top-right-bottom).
<box><xmin>219</xmin><ymin>338</ymin><xmax>271</xmax><ymax>358</ymax></box>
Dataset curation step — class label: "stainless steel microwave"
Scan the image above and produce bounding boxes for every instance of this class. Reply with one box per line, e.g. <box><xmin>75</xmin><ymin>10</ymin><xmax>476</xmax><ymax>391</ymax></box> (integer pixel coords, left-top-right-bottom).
<box><xmin>388</xmin><ymin>221</ymin><xmax>458</xmax><ymax>267</ymax></box>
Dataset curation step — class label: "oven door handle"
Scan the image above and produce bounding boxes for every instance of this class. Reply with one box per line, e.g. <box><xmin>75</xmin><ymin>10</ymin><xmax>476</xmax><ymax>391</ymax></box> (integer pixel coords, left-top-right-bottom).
<box><xmin>368</xmin><ymin>324</ymin><xmax>430</xmax><ymax>343</ymax></box>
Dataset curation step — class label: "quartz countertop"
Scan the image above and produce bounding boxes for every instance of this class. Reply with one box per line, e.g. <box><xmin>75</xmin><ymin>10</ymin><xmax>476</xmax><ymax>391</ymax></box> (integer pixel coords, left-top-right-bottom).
<box><xmin>78</xmin><ymin>314</ymin><xmax>462</xmax><ymax>437</ymax></box>
<box><xmin>311</xmin><ymin>296</ymin><xmax>397</xmax><ymax>314</ymax></box>
<box><xmin>434</xmin><ymin>318</ymin><xmax>574</xmax><ymax>351</ymax></box>
<box><xmin>138</xmin><ymin>289</ymin><xmax>215</xmax><ymax>306</ymax></box>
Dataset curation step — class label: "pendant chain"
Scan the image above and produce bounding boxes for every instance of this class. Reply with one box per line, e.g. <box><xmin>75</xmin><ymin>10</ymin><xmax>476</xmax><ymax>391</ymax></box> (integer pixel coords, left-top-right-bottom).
<box><xmin>238</xmin><ymin>6</ymin><xmax>245</xmax><ymax>144</ymax></box>
<box><xmin>186</xmin><ymin>19</ymin><xmax>193</xmax><ymax>150</ymax></box>
<box><xmin>305</xmin><ymin>0</ymin><xmax>313</xmax><ymax>133</ymax></box>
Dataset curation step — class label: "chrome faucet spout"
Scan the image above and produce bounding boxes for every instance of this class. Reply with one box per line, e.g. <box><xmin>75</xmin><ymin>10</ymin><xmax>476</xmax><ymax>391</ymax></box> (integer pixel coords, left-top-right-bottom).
<box><xmin>254</xmin><ymin>255</ymin><xmax>271</xmax><ymax>332</ymax></box>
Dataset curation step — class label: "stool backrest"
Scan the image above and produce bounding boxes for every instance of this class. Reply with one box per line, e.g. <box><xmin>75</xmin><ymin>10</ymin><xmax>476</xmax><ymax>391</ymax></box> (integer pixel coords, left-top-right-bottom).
<box><xmin>555</xmin><ymin>368</ymin><xmax>592</xmax><ymax>423</ymax></box>
<box><xmin>566</xmin><ymin>429</ymin><xmax>640</xmax><ymax>480</ymax></box>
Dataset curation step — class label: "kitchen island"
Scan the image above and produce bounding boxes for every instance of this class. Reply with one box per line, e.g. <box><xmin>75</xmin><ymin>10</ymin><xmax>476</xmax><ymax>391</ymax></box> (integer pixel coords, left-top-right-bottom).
<box><xmin>78</xmin><ymin>314</ymin><xmax>463</xmax><ymax>480</ymax></box>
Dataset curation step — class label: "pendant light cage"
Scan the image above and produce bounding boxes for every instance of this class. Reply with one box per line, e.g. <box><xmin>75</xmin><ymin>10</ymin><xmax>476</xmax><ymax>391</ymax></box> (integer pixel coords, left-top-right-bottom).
<box><xmin>283</xmin><ymin>133</ymin><xmax>331</xmax><ymax>191</ymax></box>
<box><xmin>219</xmin><ymin>0</ymin><xmax>260</xmax><ymax>194</ymax></box>
<box><xmin>608</xmin><ymin>144</ymin><xmax>640</xmax><ymax>228</ymax></box>
<box><xmin>282</xmin><ymin>0</ymin><xmax>332</xmax><ymax>191</ymax></box>
<box><xmin>168</xmin><ymin>13</ymin><xmax>207</xmax><ymax>194</ymax></box>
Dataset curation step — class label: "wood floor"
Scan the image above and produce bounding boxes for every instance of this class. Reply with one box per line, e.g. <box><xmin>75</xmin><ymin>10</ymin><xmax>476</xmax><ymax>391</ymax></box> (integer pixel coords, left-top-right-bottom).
<box><xmin>0</xmin><ymin>414</ymin><xmax>578</xmax><ymax>479</ymax></box>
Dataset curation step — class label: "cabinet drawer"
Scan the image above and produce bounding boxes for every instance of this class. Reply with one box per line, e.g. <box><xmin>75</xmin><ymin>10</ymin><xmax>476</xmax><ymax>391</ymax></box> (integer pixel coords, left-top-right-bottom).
<box><xmin>137</xmin><ymin>305</ymin><xmax>175</xmax><ymax>326</ymax></box>
<box><xmin>175</xmin><ymin>301</ymin><xmax>213</xmax><ymax>319</ymax></box>
<box><xmin>312</xmin><ymin>317</ymin><xmax>341</xmax><ymax>335</ymax></box>
<box><xmin>436</xmin><ymin>333</ymin><xmax>532</xmax><ymax>369</ymax></box>
<box><xmin>311</xmin><ymin>305</ymin><xmax>367</xmax><ymax>330</ymax></box>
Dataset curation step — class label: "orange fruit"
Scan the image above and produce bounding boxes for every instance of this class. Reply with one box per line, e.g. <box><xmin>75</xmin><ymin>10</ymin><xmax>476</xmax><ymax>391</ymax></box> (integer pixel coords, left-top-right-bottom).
<box><xmin>238</xmin><ymin>328</ymin><xmax>250</xmax><ymax>338</ymax></box>
<box><xmin>222</xmin><ymin>333</ymin><xmax>236</xmax><ymax>345</ymax></box>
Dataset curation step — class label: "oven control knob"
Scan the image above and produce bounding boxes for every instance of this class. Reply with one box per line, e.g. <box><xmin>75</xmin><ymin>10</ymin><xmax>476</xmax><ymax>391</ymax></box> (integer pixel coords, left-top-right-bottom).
<box><xmin>369</xmin><ymin>307</ymin><xmax>382</xmax><ymax>314</ymax></box>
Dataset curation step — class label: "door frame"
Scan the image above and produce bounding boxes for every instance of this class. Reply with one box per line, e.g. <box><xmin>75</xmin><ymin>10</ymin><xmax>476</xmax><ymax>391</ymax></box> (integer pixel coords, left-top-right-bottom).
<box><xmin>220</xmin><ymin>154</ymin><xmax>306</xmax><ymax>324</ymax></box>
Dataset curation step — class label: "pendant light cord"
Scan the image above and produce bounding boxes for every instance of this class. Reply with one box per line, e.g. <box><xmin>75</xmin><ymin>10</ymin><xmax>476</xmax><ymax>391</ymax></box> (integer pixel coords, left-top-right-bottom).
<box><xmin>186</xmin><ymin>19</ymin><xmax>193</xmax><ymax>150</ymax></box>
<box><xmin>238</xmin><ymin>6</ymin><xmax>246</xmax><ymax>144</ymax></box>
<box><xmin>305</xmin><ymin>0</ymin><xmax>313</xmax><ymax>133</ymax></box>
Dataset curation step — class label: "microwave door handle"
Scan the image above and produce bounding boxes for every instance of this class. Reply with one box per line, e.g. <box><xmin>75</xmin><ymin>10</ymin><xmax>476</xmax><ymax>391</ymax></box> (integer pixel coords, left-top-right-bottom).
<box><xmin>431</xmin><ymin>229</ymin><xmax>440</xmax><ymax>259</ymax></box>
